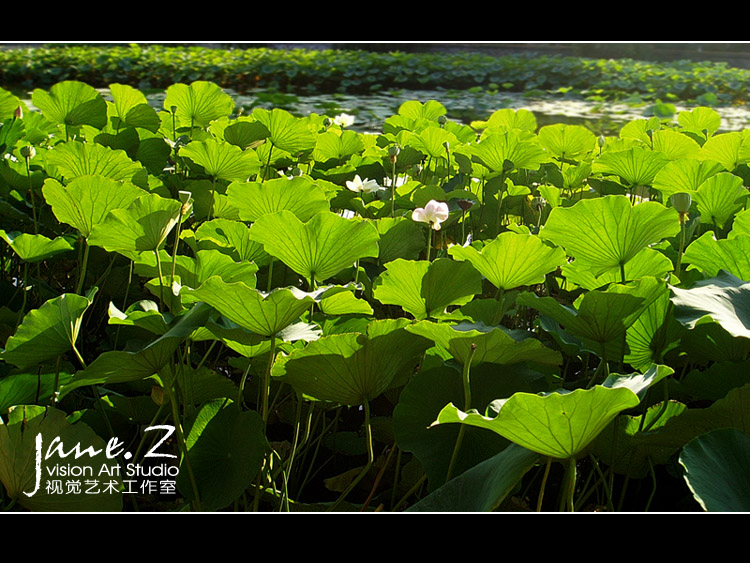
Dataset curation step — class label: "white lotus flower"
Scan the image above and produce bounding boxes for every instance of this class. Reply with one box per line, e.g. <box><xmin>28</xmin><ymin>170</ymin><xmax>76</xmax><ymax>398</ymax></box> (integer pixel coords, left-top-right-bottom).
<box><xmin>346</xmin><ymin>175</ymin><xmax>384</xmax><ymax>194</ymax></box>
<box><xmin>334</xmin><ymin>113</ymin><xmax>355</xmax><ymax>128</ymax></box>
<box><xmin>412</xmin><ymin>200</ymin><xmax>450</xmax><ymax>230</ymax></box>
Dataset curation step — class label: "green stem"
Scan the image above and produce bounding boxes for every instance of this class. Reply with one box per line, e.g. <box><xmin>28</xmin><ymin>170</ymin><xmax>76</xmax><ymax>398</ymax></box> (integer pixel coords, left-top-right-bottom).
<box><xmin>426</xmin><ymin>228</ymin><xmax>433</xmax><ymax>261</ymax></box>
<box><xmin>261</xmin><ymin>336</ymin><xmax>277</xmax><ymax>425</ymax></box>
<box><xmin>24</xmin><ymin>155</ymin><xmax>38</xmax><ymax>235</ymax></box>
<box><xmin>163</xmin><ymin>381</ymin><xmax>202</xmax><ymax>511</ymax></box>
<box><xmin>327</xmin><ymin>400</ymin><xmax>374</xmax><ymax>512</ymax></box>
<box><xmin>155</xmin><ymin>249</ymin><xmax>165</xmax><ymax>310</ymax></box>
<box><xmin>560</xmin><ymin>457</ymin><xmax>577</xmax><ymax>512</ymax></box>
<box><xmin>536</xmin><ymin>457</ymin><xmax>553</xmax><ymax>511</ymax></box>
<box><xmin>675</xmin><ymin>216</ymin><xmax>686</xmax><ymax>277</ymax></box>
<box><xmin>75</xmin><ymin>241</ymin><xmax>90</xmax><ymax>295</ymax></box>
<box><xmin>445</xmin><ymin>343</ymin><xmax>477</xmax><ymax>484</ymax></box>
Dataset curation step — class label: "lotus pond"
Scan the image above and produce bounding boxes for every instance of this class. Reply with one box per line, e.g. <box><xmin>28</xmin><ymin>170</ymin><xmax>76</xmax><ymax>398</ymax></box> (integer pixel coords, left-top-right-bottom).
<box><xmin>2</xmin><ymin>79</ymin><xmax>750</xmax><ymax>513</ymax></box>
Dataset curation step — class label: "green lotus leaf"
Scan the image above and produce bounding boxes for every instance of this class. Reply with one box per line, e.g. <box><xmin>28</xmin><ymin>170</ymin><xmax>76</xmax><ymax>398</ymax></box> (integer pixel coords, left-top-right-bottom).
<box><xmin>0</xmin><ymin>406</ymin><xmax>121</xmax><ymax>512</ymax></box>
<box><xmin>651</xmin><ymin>157</ymin><xmax>724</xmax><ymax>199</ymax></box>
<box><xmin>469</xmin><ymin>129</ymin><xmax>548</xmax><ymax>172</ymax></box>
<box><xmin>517</xmin><ymin>276</ymin><xmax>666</xmax><ymax>356</ymax></box>
<box><xmin>435</xmin><ymin>384</ymin><xmax>640</xmax><ymax>459</ymax></box>
<box><xmin>42</xmin><ymin>175</ymin><xmax>146</xmax><ymax>238</ymax></box>
<box><xmin>249</xmin><ymin>210</ymin><xmax>380</xmax><ymax>285</ymax></box>
<box><xmin>226</xmin><ymin>176</ymin><xmax>329</xmax><ymax>222</ymax></box>
<box><xmin>678</xmin><ymin>107</ymin><xmax>722</xmax><ymax>137</ymax></box>
<box><xmin>407</xmin><ymin>443</ymin><xmax>541</xmax><ymax>512</ymax></box>
<box><xmin>618</xmin><ymin>117</ymin><xmax>662</xmax><ymax>144</ymax></box>
<box><xmin>449</xmin><ymin>231</ymin><xmax>567</xmax><ymax>291</ymax></box>
<box><xmin>62</xmin><ymin>302</ymin><xmax>212</xmax><ymax>391</ymax></box>
<box><xmin>312</xmin><ymin>129</ymin><xmax>364</xmax><ymax>162</ymax></box>
<box><xmin>0</xmin><ymin>369</ymin><xmax>74</xmax><ymax>412</ymax></box>
<box><xmin>405</xmin><ymin>320</ymin><xmax>561</xmax><ymax>367</ymax></box>
<box><xmin>562</xmin><ymin>247</ymin><xmax>673</xmax><ymax>291</ymax></box>
<box><xmin>680</xmin><ymin>428</ymin><xmax>750</xmax><ymax>512</ymax></box>
<box><xmin>271</xmin><ymin>318</ymin><xmax>431</xmax><ymax>405</ymax></box>
<box><xmin>179</xmin><ymin>138</ymin><xmax>261</xmax><ymax>181</ymax></box>
<box><xmin>372</xmin><ymin>258</ymin><xmax>483</xmax><ymax>320</ymax></box>
<box><xmin>730</xmin><ymin>208</ymin><xmax>750</xmax><ymax>238</ymax></box>
<box><xmin>693</xmin><ymin>171</ymin><xmax>748</xmax><ymax>229</ymax></box>
<box><xmin>670</xmin><ymin>270</ymin><xmax>750</xmax><ymax>339</ymax></box>
<box><xmin>164</xmin><ymin>81</ymin><xmax>235</xmax><ymax>129</ymax></box>
<box><xmin>398</xmin><ymin>100</ymin><xmax>447</xmax><ymax>121</ymax></box>
<box><xmin>178</xmin><ymin>399</ymin><xmax>267</xmax><ymax>512</ymax></box>
<box><xmin>484</xmin><ymin>108</ymin><xmax>537</xmax><ymax>132</ymax></box>
<box><xmin>251</xmin><ymin>107</ymin><xmax>316</xmax><ymax>154</ymax></box>
<box><xmin>135</xmin><ymin>249</ymin><xmax>258</xmax><ymax>292</ymax></box>
<box><xmin>108</xmin><ymin>300</ymin><xmax>169</xmax><ymax>335</ymax></box>
<box><xmin>700</xmin><ymin>131</ymin><xmax>748</xmax><ymax>171</ymax></box>
<box><xmin>405</xmin><ymin>125</ymin><xmax>459</xmax><ymax>160</ymax></box>
<box><xmin>194</xmin><ymin>218</ymin><xmax>267</xmax><ymax>263</ymax></box>
<box><xmin>683</xmin><ymin>232</ymin><xmax>750</xmax><ymax>280</ymax></box>
<box><xmin>88</xmin><ymin>193</ymin><xmax>182</xmax><ymax>258</ymax></box>
<box><xmin>31</xmin><ymin>80</ymin><xmax>107</xmax><ymax>130</ymax></box>
<box><xmin>2</xmin><ymin>291</ymin><xmax>95</xmax><ymax>370</ymax></box>
<box><xmin>373</xmin><ymin>217</ymin><xmax>425</xmax><ymax>264</ymax></box>
<box><xmin>0</xmin><ymin>230</ymin><xmax>74</xmax><ymax>263</ymax></box>
<box><xmin>537</xmin><ymin>123</ymin><xmax>597</xmax><ymax>161</ymax></box>
<box><xmin>624</xmin><ymin>284</ymin><xmax>683</xmax><ymax>370</ymax></box>
<box><xmin>591</xmin><ymin>146</ymin><xmax>669</xmax><ymax>186</ymax></box>
<box><xmin>183</xmin><ymin>276</ymin><xmax>316</xmax><ymax>337</ymax></box>
<box><xmin>650</xmin><ymin>129</ymin><xmax>701</xmax><ymax>160</ymax></box>
<box><xmin>109</xmin><ymin>83</ymin><xmax>160</xmax><ymax>132</ymax></box>
<box><xmin>220</xmin><ymin>118</ymin><xmax>270</xmax><ymax>150</ymax></box>
<box><xmin>539</xmin><ymin>194</ymin><xmax>680</xmax><ymax>277</ymax></box>
<box><xmin>0</xmin><ymin>87</ymin><xmax>21</xmax><ymax>120</ymax></box>
<box><xmin>44</xmin><ymin>140</ymin><xmax>146</xmax><ymax>185</ymax></box>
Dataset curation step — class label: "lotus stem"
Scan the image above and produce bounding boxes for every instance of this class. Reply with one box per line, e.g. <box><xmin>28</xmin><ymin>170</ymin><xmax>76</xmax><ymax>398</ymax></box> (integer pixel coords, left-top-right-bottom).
<box><xmin>75</xmin><ymin>241</ymin><xmax>90</xmax><ymax>295</ymax></box>
<box><xmin>445</xmin><ymin>343</ymin><xmax>477</xmax><ymax>483</ymax></box>
<box><xmin>327</xmin><ymin>399</ymin><xmax>374</xmax><ymax>511</ymax></box>
<box><xmin>560</xmin><ymin>456</ymin><xmax>577</xmax><ymax>512</ymax></box>
<box><xmin>537</xmin><ymin>457</ymin><xmax>553</xmax><ymax>511</ymax></box>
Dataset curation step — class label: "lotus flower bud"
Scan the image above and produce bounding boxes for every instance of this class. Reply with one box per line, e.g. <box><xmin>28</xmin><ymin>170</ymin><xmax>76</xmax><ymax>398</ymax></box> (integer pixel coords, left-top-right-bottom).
<box><xmin>151</xmin><ymin>385</ymin><xmax>168</xmax><ymax>406</ymax></box>
<box><xmin>14</xmin><ymin>105</ymin><xmax>23</xmax><ymax>119</ymax></box>
<box><xmin>671</xmin><ymin>192</ymin><xmax>692</xmax><ymax>214</ymax></box>
<box><xmin>19</xmin><ymin>145</ymin><xmax>36</xmax><ymax>159</ymax></box>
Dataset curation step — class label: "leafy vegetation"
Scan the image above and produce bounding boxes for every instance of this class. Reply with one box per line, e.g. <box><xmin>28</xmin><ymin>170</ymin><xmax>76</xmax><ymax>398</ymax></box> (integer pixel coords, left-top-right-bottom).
<box><xmin>3</xmin><ymin>44</ymin><xmax>750</xmax><ymax>106</ymax></box>
<box><xmin>1</xmin><ymin>76</ymin><xmax>750</xmax><ymax>512</ymax></box>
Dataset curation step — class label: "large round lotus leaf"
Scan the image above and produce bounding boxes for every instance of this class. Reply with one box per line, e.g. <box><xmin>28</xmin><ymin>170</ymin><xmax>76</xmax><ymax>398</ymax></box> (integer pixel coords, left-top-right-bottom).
<box><xmin>177</xmin><ymin>400</ymin><xmax>267</xmax><ymax>512</ymax></box>
<box><xmin>592</xmin><ymin>146</ymin><xmax>669</xmax><ymax>186</ymax></box>
<box><xmin>405</xmin><ymin>125</ymin><xmax>459</xmax><ymax>160</ymax></box>
<box><xmin>31</xmin><ymin>80</ymin><xmax>107</xmax><ymax>129</ymax></box>
<box><xmin>272</xmin><ymin>318</ymin><xmax>431</xmax><ymax>406</ymax></box>
<box><xmin>449</xmin><ymin>231</ymin><xmax>566</xmax><ymax>291</ymax></box>
<box><xmin>88</xmin><ymin>193</ymin><xmax>182</xmax><ymax>257</ymax></box>
<box><xmin>184</xmin><ymin>276</ymin><xmax>316</xmax><ymax>337</ymax></box>
<box><xmin>539</xmin><ymin>194</ymin><xmax>680</xmax><ymax>276</ymax></box>
<box><xmin>0</xmin><ymin>405</ymin><xmax>122</xmax><ymax>512</ymax></box>
<box><xmin>435</xmin><ymin>385</ymin><xmax>640</xmax><ymax>459</ymax></box>
<box><xmin>251</xmin><ymin>107</ymin><xmax>316</xmax><ymax>155</ymax></box>
<box><xmin>372</xmin><ymin>258</ymin><xmax>483</xmax><ymax>321</ymax></box>
<box><xmin>194</xmin><ymin>218</ymin><xmax>267</xmax><ymax>263</ymax></box>
<box><xmin>164</xmin><ymin>81</ymin><xmax>235</xmax><ymax>129</ymax></box>
<box><xmin>372</xmin><ymin>217</ymin><xmax>425</xmax><ymax>264</ymax></box>
<box><xmin>398</xmin><ymin>100</ymin><xmax>447</xmax><ymax>121</ymax></box>
<box><xmin>44</xmin><ymin>140</ymin><xmax>146</xmax><ymax>185</ymax></box>
<box><xmin>651</xmin><ymin>157</ymin><xmax>724</xmax><ymax>199</ymax></box>
<box><xmin>405</xmin><ymin>320</ymin><xmax>561</xmax><ymax>367</ymax></box>
<box><xmin>42</xmin><ymin>175</ymin><xmax>146</xmax><ymax>238</ymax></box>
<box><xmin>562</xmin><ymin>247</ymin><xmax>673</xmax><ymax>291</ymax></box>
<box><xmin>0</xmin><ymin>87</ymin><xmax>21</xmax><ymax>119</ymax></box>
<box><xmin>2</xmin><ymin>292</ymin><xmax>94</xmax><ymax>370</ymax></box>
<box><xmin>312</xmin><ymin>129</ymin><xmax>364</xmax><ymax>162</ymax></box>
<box><xmin>671</xmin><ymin>270</ymin><xmax>750</xmax><ymax>340</ymax></box>
<box><xmin>0</xmin><ymin>230</ymin><xmax>74</xmax><ymax>263</ymax></box>
<box><xmin>249</xmin><ymin>210</ymin><xmax>380</xmax><ymax>284</ymax></box>
<box><xmin>537</xmin><ymin>123</ymin><xmax>597</xmax><ymax>161</ymax></box>
<box><xmin>226</xmin><ymin>176</ymin><xmax>330</xmax><ymax>222</ymax></box>
<box><xmin>678</xmin><ymin>107</ymin><xmax>722</xmax><ymax>137</ymax></box>
<box><xmin>407</xmin><ymin>443</ymin><xmax>541</xmax><ymax>512</ymax></box>
<box><xmin>62</xmin><ymin>303</ymin><xmax>212</xmax><ymax>392</ymax></box>
<box><xmin>394</xmin><ymin>363</ymin><xmax>544</xmax><ymax>493</ymax></box>
<box><xmin>483</xmin><ymin>108</ymin><xmax>537</xmax><ymax>132</ymax></box>
<box><xmin>680</xmin><ymin>427</ymin><xmax>750</xmax><ymax>512</ymax></box>
<box><xmin>469</xmin><ymin>129</ymin><xmax>548</xmax><ymax>172</ymax></box>
<box><xmin>699</xmin><ymin>131</ymin><xmax>748</xmax><ymax>171</ymax></box>
<box><xmin>683</xmin><ymin>232</ymin><xmax>750</xmax><ymax>280</ymax></box>
<box><xmin>109</xmin><ymin>83</ymin><xmax>160</xmax><ymax>132</ymax></box>
<box><xmin>693</xmin><ymin>172</ymin><xmax>748</xmax><ymax>229</ymax></box>
<box><xmin>517</xmin><ymin>276</ymin><xmax>665</xmax><ymax>355</ymax></box>
<box><xmin>179</xmin><ymin>138</ymin><xmax>261</xmax><ymax>182</ymax></box>
<box><xmin>650</xmin><ymin>129</ymin><xmax>701</xmax><ymax>161</ymax></box>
